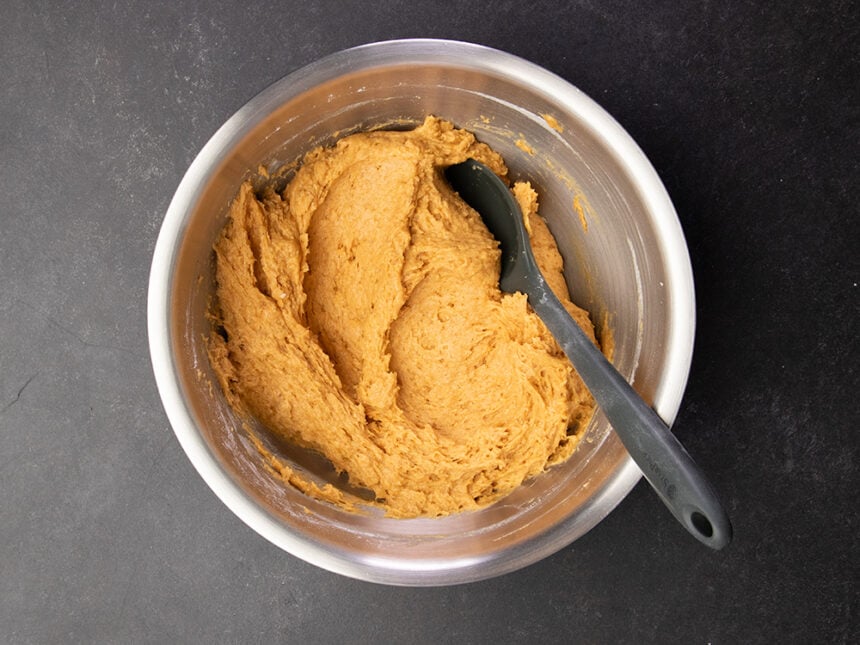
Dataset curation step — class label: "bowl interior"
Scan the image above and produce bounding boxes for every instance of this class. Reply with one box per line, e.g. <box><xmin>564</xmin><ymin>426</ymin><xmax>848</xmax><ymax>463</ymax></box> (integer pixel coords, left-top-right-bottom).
<box><xmin>152</xmin><ymin>40</ymin><xmax>693</xmax><ymax>585</ymax></box>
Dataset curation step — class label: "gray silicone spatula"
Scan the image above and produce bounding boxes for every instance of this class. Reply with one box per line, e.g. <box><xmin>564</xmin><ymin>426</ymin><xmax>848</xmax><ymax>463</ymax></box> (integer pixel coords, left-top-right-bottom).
<box><xmin>446</xmin><ymin>158</ymin><xmax>732</xmax><ymax>550</ymax></box>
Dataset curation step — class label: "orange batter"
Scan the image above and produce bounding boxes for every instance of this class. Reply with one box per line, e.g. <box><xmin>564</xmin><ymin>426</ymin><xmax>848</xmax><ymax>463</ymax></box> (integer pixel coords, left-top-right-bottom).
<box><xmin>208</xmin><ymin>117</ymin><xmax>599</xmax><ymax>517</ymax></box>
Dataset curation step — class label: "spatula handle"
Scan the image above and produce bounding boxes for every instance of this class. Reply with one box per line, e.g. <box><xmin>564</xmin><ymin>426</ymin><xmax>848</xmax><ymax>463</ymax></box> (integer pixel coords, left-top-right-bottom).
<box><xmin>531</xmin><ymin>278</ymin><xmax>732</xmax><ymax>550</ymax></box>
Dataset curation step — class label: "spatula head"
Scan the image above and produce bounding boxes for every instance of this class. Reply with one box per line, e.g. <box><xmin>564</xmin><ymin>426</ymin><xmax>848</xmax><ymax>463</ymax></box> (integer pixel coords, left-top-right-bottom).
<box><xmin>445</xmin><ymin>159</ymin><xmax>539</xmax><ymax>294</ymax></box>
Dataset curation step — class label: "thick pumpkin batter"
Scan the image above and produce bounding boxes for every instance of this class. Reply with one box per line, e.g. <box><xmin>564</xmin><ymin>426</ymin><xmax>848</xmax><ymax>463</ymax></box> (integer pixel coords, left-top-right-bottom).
<box><xmin>208</xmin><ymin>117</ymin><xmax>599</xmax><ymax>517</ymax></box>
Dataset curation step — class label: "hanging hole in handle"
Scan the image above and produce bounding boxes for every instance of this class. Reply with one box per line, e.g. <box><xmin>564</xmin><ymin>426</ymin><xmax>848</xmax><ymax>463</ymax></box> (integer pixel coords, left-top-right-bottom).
<box><xmin>690</xmin><ymin>511</ymin><xmax>714</xmax><ymax>538</ymax></box>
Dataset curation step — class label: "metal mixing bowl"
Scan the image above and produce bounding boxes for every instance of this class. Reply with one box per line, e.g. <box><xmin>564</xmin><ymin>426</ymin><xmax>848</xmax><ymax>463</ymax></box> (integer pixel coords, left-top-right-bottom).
<box><xmin>148</xmin><ymin>39</ymin><xmax>695</xmax><ymax>585</ymax></box>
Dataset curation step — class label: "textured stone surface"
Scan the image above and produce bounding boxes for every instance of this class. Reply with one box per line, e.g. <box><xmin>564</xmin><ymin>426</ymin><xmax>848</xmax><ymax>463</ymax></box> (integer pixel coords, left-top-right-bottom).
<box><xmin>1</xmin><ymin>1</ymin><xmax>856</xmax><ymax>642</ymax></box>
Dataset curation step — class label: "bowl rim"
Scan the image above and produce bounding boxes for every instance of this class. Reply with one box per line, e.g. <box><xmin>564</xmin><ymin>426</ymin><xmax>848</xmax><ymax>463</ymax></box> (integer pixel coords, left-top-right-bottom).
<box><xmin>147</xmin><ymin>38</ymin><xmax>695</xmax><ymax>585</ymax></box>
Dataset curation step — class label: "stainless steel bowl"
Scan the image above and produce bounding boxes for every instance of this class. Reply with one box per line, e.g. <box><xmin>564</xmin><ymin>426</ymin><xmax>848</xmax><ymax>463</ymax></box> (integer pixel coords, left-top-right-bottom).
<box><xmin>148</xmin><ymin>39</ymin><xmax>695</xmax><ymax>585</ymax></box>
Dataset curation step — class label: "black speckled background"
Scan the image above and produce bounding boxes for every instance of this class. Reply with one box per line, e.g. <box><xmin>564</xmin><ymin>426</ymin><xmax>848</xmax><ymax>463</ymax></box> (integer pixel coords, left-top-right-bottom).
<box><xmin>1</xmin><ymin>1</ymin><xmax>857</xmax><ymax>642</ymax></box>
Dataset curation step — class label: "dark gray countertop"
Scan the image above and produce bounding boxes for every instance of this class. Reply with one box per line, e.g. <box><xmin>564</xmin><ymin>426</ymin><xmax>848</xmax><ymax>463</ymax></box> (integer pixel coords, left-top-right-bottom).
<box><xmin>2</xmin><ymin>1</ymin><xmax>857</xmax><ymax>642</ymax></box>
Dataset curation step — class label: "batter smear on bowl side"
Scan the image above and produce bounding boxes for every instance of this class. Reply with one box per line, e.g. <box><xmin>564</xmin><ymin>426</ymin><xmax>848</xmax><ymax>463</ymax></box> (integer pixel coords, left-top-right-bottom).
<box><xmin>208</xmin><ymin>116</ymin><xmax>602</xmax><ymax>517</ymax></box>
